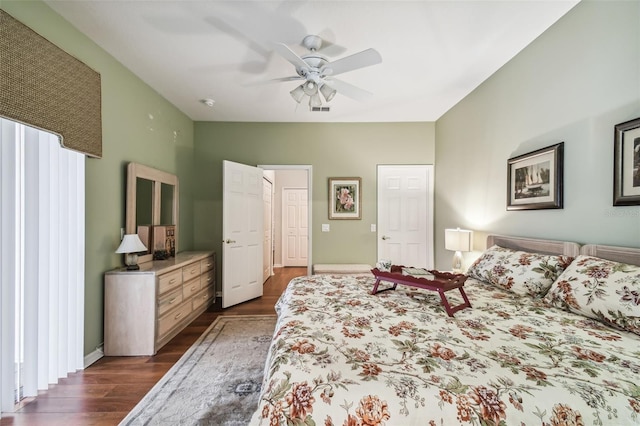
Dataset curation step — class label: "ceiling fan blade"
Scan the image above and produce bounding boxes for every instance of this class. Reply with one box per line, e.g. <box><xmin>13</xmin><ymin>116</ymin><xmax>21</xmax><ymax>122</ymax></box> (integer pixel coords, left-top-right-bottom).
<box><xmin>322</xmin><ymin>78</ymin><xmax>374</xmax><ymax>102</ymax></box>
<box><xmin>314</xmin><ymin>29</ymin><xmax>347</xmax><ymax>57</ymax></box>
<box><xmin>201</xmin><ymin>2</ymin><xmax>309</xmax><ymax>72</ymax></box>
<box><xmin>323</xmin><ymin>48</ymin><xmax>382</xmax><ymax>77</ymax></box>
<box><xmin>245</xmin><ymin>75</ymin><xmax>303</xmax><ymax>87</ymax></box>
<box><xmin>273</xmin><ymin>42</ymin><xmax>309</xmax><ymax>70</ymax></box>
<box><xmin>270</xmin><ymin>76</ymin><xmax>304</xmax><ymax>82</ymax></box>
<box><xmin>317</xmin><ymin>41</ymin><xmax>347</xmax><ymax>57</ymax></box>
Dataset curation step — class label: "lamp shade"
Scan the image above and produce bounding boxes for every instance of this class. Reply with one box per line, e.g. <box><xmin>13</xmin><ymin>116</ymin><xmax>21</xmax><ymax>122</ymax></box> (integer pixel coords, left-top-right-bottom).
<box><xmin>290</xmin><ymin>84</ymin><xmax>305</xmax><ymax>103</ymax></box>
<box><xmin>320</xmin><ymin>83</ymin><xmax>336</xmax><ymax>102</ymax></box>
<box><xmin>444</xmin><ymin>228</ymin><xmax>473</xmax><ymax>252</ymax></box>
<box><xmin>116</xmin><ymin>234</ymin><xmax>147</xmax><ymax>254</ymax></box>
<box><xmin>309</xmin><ymin>93</ymin><xmax>322</xmax><ymax>108</ymax></box>
<box><xmin>303</xmin><ymin>81</ymin><xmax>318</xmax><ymax>96</ymax></box>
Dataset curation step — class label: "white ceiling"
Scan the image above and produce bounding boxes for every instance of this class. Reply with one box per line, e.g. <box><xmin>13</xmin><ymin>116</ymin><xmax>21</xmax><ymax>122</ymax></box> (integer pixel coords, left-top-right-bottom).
<box><xmin>45</xmin><ymin>0</ymin><xmax>579</xmax><ymax>123</ymax></box>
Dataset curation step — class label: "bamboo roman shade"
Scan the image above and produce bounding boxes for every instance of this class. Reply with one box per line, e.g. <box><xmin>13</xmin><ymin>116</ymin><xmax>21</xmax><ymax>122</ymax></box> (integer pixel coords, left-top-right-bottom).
<box><xmin>0</xmin><ymin>10</ymin><xmax>102</xmax><ymax>158</ymax></box>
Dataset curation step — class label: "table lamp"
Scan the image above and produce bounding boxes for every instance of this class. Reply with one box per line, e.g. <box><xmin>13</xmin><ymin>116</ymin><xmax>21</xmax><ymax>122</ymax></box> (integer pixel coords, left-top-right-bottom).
<box><xmin>445</xmin><ymin>228</ymin><xmax>473</xmax><ymax>273</ymax></box>
<box><xmin>116</xmin><ymin>234</ymin><xmax>148</xmax><ymax>270</ymax></box>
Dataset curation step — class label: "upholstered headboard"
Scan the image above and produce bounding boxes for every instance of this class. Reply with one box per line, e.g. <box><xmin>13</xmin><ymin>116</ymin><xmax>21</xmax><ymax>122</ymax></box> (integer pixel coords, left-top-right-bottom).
<box><xmin>485</xmin><ymin>235</ymin><xmax>640</xmax><ymax>266</ymax></box>
<box><xmin>580</xmin><ymin>244</ymin><xmax>640</xmax><ymax>266</ymax></box>
<box><xmin>486</xmin><ymin>234</ymin><xmax>581</xmax><ymax>257</ymax></box>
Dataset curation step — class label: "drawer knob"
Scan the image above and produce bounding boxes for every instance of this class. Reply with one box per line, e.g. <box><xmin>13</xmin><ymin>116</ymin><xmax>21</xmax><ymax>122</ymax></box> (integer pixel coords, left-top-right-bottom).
<box><xmin>169</xmin><ymin>297</ymin><xmax>177</xmax><ymax>304</ymax></box>
<box><xmin>169</xmin><ymin>278</ymin><xmax>176</xmax><ymax>284</ymax></box>
<box><xmin>191</xmin><ymin>285</ymin><xmax>197</xmax><ymax>291</ymax></box>
<box><xmin>175</xmin><ymin>312</ymin><xmax>182</xmax><ymax>320</ymax></box>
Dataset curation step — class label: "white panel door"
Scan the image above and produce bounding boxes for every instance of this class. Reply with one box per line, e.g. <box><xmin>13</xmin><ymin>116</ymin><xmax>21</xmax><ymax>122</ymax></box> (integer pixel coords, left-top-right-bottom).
<box><xmin>282</xmin><ymin>188</ymin><xmax>308</xmax><ymax>267</ymax></box>
<box><xmin>377</xmin><ymin>165</ymin><xmax>434</xmax><ymax>268</ymax></box>
<box><xmin>262</xmin><ymin>177</ymin><xmax>273</xmax><ymax>283</ymax></box>
<box><xmin>222</xmin><ymin>160</ymin><xmax>263</xmax><ymax>308</ymax></box>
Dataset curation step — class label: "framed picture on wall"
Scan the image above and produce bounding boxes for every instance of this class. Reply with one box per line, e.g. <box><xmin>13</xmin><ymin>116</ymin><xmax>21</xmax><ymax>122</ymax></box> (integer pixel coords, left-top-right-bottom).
<box><xmin>329</xmin><ymin>177</ymin><xmax>361</xmax><ymax>219</ymax></box>
<box><xmin>507</xmin><ymin>142</ymin><xmax>564</xmax><ymax>210</ymax></box>
<box><xmin>613</xmin><ymin>117</ymin><xmax>640</xmax><ymax>206</ymax></box>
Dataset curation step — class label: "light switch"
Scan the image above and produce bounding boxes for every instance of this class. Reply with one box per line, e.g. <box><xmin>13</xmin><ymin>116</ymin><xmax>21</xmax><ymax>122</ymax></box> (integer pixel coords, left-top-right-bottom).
<box><xmin>322</xmin><ymin>224</ymin><xmax>330</xmax><ymax>232</ymax></box>
<box><xmin>370</xmin><ymin>224</ymin><xmax>377</xmax><ymax>232</ymax></box>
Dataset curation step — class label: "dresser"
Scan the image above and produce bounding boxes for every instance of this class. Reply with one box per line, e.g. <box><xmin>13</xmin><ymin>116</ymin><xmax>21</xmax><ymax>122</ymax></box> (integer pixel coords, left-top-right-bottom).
<box><xmin>104</xmin><ymin>251</ymin><xmax>216</xmax><ymax>356</ymax></box>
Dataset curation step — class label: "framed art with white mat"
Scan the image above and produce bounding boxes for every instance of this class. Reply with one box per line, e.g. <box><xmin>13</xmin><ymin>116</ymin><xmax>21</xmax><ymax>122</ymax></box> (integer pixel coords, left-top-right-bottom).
<box><xmin>613</xmin><ymin>117</ymin><xmax>640</xmax><ymax>206</ymax></box>
<box><xmin>507</xmin><ymin>142</ymin><xmax>563</xmax><ymax>210</ymax></box>
<box><xmin>328</xmin><ymin>177</ymin><xmax>361</xmax><ymax>219</ymax></box>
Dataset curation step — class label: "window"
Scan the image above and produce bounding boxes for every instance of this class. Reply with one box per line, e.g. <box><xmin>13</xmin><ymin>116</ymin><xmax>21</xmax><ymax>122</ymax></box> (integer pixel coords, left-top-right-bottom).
<box><xmin>0</xmin><ymin>118</ymin><xmax>85</xmax><ymax>413</ymax></box>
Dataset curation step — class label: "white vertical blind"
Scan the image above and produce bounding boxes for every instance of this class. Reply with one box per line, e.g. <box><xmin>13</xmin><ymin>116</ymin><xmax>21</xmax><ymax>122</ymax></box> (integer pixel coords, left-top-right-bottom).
<box><xmin>0</xmin><ymin>118</ymin><xmax>85</xmax><ymax>414</ymax></box>
<box><xmin>1</xmin><ymin>118</ymin><xmax>20</xmax><ymax>413</ymax></box>
<box><xmin>23</xmin><ymin>127</ymin><xmax>38</xmax><ymax>398</ymax></box>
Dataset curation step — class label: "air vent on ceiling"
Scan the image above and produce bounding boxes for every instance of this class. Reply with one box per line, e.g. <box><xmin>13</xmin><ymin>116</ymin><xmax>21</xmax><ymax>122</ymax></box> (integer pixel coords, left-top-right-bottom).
<box><xmin>310</xmin><ymin>106</ymin><xmax>330</xmax><ymax>112</ymax></box>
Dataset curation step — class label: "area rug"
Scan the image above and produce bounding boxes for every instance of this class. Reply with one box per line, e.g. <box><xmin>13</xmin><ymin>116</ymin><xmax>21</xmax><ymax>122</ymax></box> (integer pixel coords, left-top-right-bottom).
<box><xmin>120</xmin><ymin>315</ymin><xmax>277</xmax><ymax>426</ymax></box>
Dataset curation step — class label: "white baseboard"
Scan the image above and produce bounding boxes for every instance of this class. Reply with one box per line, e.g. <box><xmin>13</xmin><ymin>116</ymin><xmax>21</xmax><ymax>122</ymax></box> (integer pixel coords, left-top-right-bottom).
<box><xmin>274</xmin><ymin>263</ymin><xmax>283</xmax><ymax>268</ymax></box>
<box><xmin>84</xmin><ymin>345</ymin><xmax>104</xmax><ymax>368</ymax></box>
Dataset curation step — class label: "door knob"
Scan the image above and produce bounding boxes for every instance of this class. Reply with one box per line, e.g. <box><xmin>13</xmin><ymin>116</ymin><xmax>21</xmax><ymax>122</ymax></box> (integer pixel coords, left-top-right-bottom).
<box><xmin>381</xmin><ymin>235</ymin><xmax>391</xmax><ymax>240</ymax></box>
<box><xmin>223</xmin><ymin>239</ymin><xmax>236</xmax><ymax>244</ymax></box>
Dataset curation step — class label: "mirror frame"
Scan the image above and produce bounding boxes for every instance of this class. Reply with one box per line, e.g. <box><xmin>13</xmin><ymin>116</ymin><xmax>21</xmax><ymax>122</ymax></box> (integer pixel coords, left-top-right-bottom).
<box><xmin>126</xmin><ymin>162</ymin><xmax>179</xmax><ymax>264</ymax></box>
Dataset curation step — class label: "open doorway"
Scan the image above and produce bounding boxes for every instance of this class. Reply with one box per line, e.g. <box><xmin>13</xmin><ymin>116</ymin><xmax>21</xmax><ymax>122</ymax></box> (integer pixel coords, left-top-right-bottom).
<box><xmin>258</xmin><ymin>165</ymin><xmax>312</xmax><ymax>276</ymax></box>
<box><xmin>281</xmin><ymin>187</ymin><xmax>308</xmax><ymax>268</ymax></box>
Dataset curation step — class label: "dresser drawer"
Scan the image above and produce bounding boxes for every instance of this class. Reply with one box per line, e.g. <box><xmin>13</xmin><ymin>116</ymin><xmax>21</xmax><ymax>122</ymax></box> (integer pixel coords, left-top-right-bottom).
<box><xmin>201</xmin><ymin>256</ymin><xmax>215</xmax><ymax>273</ymax></box>
<box><xmin>157</xmin><ymin>286</ymin><xmax>183</xmax><ymax>317</ymax></box>
<box><xmin>193</xmin><ymin>286</ymin><xmax>215</xmax><ymax>310</ymax></box>
<box><xmin>182</xmin><ymin>277</ymin><xmax>201</xmax><ymax>300</ymax></box>
<box><xmin>182</xmin><ymin>262</ymin><xmax>201</xmax><ymax>282</ymax></box>
<box><xmin>157</xmin><ymin>301</ymin><xmax>192</xmax><ymax>339</ymax></box>
<box><xmin>201</xmin><ymin>270</ymin><xmax>215</xmax><ymax>289</ymax></box>
<box><xmin>158</xmin><ymin>269</ymin><xmax>183</xmax><ymax>294</ymax></box>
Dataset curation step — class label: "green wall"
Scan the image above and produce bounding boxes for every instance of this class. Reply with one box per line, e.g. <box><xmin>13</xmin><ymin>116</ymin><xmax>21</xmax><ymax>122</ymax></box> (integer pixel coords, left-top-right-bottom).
<box><xmin>2</xmin><ymin>1</ymin><xmax>196</xmax><ymax>356</ymax></box>
<box><xmin>434</xmin><ymin>0</ymin><xmax>640</xmax><ymax>270</ymax></box>
<box><xmin>193</xmin><ymin>121</ymin><xmax>435</xmax><ymax>285</ymax></box>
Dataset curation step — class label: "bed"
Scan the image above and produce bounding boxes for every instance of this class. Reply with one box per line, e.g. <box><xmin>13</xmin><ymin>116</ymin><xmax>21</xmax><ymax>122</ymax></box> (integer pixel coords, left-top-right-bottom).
<box><xmin>250</xmin><ymin>235</ymin><xmax>640</xmax><ymax>425</ymax></box>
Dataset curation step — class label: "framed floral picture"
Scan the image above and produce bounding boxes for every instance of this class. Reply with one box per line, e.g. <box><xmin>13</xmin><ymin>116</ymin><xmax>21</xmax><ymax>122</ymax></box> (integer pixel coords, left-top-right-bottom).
<box><xmin>613</xmin><ymin>117</ymin><xmax>640</xmax><ymax>206</ymax></box>
<box><xmin>507</xmin><ymin>142</ymin><xmax>564</xmax><ymax>210</ymax></box>
<box><xmin>329</xmin><ymin>177</ymin><xmax>361</xmax><ymax>219</ymax></box>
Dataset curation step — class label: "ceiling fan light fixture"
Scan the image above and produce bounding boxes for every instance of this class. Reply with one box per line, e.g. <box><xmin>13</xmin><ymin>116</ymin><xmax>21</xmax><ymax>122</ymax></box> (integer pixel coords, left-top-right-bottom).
<box><xmin>320</xmin><ymin>84</ymin><xmax>336</xmax><ymax>102</ymax></box>
<box><xmin>309</xmin><ymin>93</ymin><xmax>322</xmax><ymax>108</ymax></box>
<box><xmin>290</xmin><ymin>85</ymin><xmax>305</xmax><ymax>103</ymax></box>
<box><xmin>275</xmin><ymin>35</ymin><xmax>382</xmax><ymax>109</ymax></box>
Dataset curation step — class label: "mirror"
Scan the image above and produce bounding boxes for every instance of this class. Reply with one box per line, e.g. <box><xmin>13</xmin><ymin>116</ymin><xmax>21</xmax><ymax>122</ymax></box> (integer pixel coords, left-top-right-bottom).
<box><xmin>126</xmin><ymin>162</ymin><xmax>179</xmax><ymax>264</ymax></box>
<box><xmin>160</xmin><ymin>183</ymin><xmax>174</xmax><ymax>225</ymax></box>
<box><xmin>136</xmin><ymin>178</ymin><xmax>153</xmax><ymax>226</ymax></box>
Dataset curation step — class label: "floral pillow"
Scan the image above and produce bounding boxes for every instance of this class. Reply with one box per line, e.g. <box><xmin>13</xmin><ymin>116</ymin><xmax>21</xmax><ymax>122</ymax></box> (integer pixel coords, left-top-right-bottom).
<box><xmin>544</xmin><ymin>255</ymin><xmax>640</xmax><ymax>335</ymax></box>
<box><xmin>467</xmin><ymin>245</ymin><xmax>574</xmax><ymax>298</ymax></box>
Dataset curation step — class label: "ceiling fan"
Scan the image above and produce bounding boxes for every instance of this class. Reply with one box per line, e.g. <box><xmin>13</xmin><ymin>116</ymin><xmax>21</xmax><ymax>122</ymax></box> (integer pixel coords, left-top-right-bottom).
<box><xmin>271</xmin><ymin>35</ymin><xmax>382</xmax><ymax>108</ymax></box>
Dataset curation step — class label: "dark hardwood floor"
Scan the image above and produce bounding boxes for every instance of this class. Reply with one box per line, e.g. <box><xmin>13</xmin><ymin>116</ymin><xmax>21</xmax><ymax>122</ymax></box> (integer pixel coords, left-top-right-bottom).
<box><xmin>0</xmin><ymin>267</ymin><xmax>305</xmax><ymax>426</ymax></box>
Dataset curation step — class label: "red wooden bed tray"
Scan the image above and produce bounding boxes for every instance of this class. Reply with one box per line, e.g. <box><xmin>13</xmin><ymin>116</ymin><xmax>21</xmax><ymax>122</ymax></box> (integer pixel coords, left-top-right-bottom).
<box><xmin>370</xmin><ymin>266</ymin><xmax>472</xmax><ymax>317</ymax></box>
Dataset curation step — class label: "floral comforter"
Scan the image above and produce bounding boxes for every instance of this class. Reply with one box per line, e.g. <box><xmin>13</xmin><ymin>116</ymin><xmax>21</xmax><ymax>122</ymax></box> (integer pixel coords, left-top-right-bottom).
<box><xmin>250</xmin><ymin>274</ymin><xmax>640</xmax><ymax>425</ymax></box>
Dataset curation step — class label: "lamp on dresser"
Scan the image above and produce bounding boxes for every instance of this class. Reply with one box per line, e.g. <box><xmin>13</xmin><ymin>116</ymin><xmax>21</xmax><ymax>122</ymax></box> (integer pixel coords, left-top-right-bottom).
<box><xmin>116</xmin><ymin>234</ymin><xmax>147</xmax><ymax>270</ymax></box>
<box><xmin>445</xmin><ymin>228</ymin><xmax>474</xmax><ymax>273</ymax></box>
